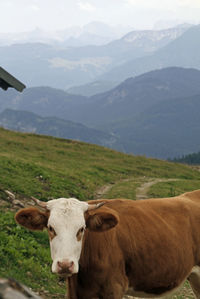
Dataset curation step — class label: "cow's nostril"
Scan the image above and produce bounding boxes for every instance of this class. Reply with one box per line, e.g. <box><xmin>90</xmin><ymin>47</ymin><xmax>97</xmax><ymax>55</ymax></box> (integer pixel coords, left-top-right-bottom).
<box><xmin>57</xmin><ymin>260</ymin><xmax>74</xmax><ymax>274</ymax></box>
<box><xmin>57</xmin><ymin>261</ymin><xmax>63</xmax><ymax>269</ymax></box>
<box><xmin>70</xmin><ymin>261</ymin><xmax>74</xmax><ymax>268</ymax></box>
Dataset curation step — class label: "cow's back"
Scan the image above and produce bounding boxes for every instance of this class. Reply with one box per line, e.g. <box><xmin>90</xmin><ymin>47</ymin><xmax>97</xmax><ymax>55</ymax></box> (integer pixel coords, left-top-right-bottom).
<box><xmin>181</xmin><ymin>189</ymin><xmax>200</xmax><ymax>203</ymax></box>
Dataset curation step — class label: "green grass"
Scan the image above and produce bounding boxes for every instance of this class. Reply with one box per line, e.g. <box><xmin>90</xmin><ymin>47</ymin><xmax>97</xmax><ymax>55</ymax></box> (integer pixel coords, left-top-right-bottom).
<box><xmin>148</xmin><ymin>180</ymin><xmax>200</xmax><ymax>198</ymax></box>
<box><xmin>103</xmin><ymin>178</ymin><xmax>142</xmax><ymax>200</ymax></box>
<box><xmin>0</xmin><ymin>211</ymin><xmax>65</xmax><ymax>297</ymax></box>
<box><xmin>0</xmin><ymin>127</ymin><xmax>200</xmax><ymax>297</ymax></box>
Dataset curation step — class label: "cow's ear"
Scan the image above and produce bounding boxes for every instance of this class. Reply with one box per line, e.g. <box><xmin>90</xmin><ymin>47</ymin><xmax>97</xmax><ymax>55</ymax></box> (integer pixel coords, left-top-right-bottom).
<box><xmin>15</xmin><ymin>207</ymin><xmax>48</xmax><ymax>231</ymax></box>
<box><xmin>85</xmin><ymin>207</ymin><xmax>119</xmax><ymax>232</ymax></box>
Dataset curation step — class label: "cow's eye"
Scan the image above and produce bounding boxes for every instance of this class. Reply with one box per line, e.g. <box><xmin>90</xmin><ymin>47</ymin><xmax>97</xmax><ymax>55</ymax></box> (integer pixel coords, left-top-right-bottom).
<box><xmin>80</xmin><ymin>227</ymin><xmax>85</xmax><ymax>233</ymax></box>
<box><xmin>48</xmin><ymin>225</ymin><xmax>56</xmax><ymax>239</ymax></box>
<box><xmin>76</xmin><ymin>226</ymin><xmax>85</xmax><ymax>241</ymax></box>
<box><xmin>49</xmin><ymin>225</ymin><xmax>54</xmax><ymax>232</ymax></box>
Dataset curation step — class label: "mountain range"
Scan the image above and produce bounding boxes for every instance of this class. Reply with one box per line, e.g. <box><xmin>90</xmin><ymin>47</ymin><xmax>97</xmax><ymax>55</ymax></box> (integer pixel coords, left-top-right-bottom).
<box><xmin>99</xmin><ymin>25</ymin><xmax>200</xmax><ymax>83</ymax></box>
<box><xmin>0</xmin><ymin>25</ymin><xmax>189</xmax><ymax>90</ymax></box>
<box><xmin>0</xmin><ymin>22</ymin><xmax>134</xmax><ymax>47</ymax></box>
<box><xmin>69</xmin><ymin>67</ymin><xmax>200</xmax><ymax>127</ymax></box>
<box><xmin>1</xmin><ymin>22</ymin><xmax>200</xmax><ymax>159</ymax></box>
<box><xmin>1</xmin><ymin>67</ymin><xmax>200</xmax><ymax>159</ymax></box>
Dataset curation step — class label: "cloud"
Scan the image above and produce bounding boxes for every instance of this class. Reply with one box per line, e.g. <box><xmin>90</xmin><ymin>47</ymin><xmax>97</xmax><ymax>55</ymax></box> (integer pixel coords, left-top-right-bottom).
<box><xmin>125</xmin><ymin>0</ymin><xmax>200</xmax><ymax>9</ymax></box>
<box><xmin>29</xmin><ymin>4</ymin><xmax>40</xmax><ymax>11</ymax></box>
<box><xmin>125</xmin><ymin>0</ymin><xmax>138</xmax><ymax>4</ymax></box>
<box><xmin>0</xmin><ymin>0</ymin><xmax>199</xmax><ymax>34</ymax></box>
<box><xmin>78</xmin><ymin>1</ymin><xmax>96</xmax><ymax>12</ymax></box>
<box><xmin>177</xmin><ymin>0</ymin><xmax>200</xmax><ymax>7</ymax></box>
<box><xmin>124</xmin><ymin>0</ymin><xmax>172</xmax><ymax>10</ymax></box>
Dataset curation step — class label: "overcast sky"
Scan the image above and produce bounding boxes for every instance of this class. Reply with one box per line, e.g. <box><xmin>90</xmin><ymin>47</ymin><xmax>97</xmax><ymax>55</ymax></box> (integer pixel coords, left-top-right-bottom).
<box><xmin>0</xmin><ymin>0</ymin><xmax>200</xmax><ymax>33</ymax></box>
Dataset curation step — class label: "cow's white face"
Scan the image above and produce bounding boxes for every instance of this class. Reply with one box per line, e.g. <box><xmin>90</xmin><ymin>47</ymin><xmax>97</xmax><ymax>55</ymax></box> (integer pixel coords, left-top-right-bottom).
<box><xmin>46</xmin><ymin>198</ymin><xmax>88</xmax><ymax>276</ymax></box>
<box><xmin>15</xmin><ymin>197</ymin><xmax>119</xmax><ymax>277</ymax></box>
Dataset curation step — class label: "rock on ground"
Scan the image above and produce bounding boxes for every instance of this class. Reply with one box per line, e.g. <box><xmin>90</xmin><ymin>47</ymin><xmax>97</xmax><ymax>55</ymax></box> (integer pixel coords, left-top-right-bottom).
<box><xmin>0</xmin><ymin>278</ymin><xmax>42</xmax><ymax>299</ymax></box>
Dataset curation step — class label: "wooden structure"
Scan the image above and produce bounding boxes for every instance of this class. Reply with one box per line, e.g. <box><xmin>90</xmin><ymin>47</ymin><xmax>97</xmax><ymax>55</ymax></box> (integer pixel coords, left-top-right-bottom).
<box><xmin>0</xmin><ymin>67</ymin><xmax>26</xmax><ymax>92</ymax></box>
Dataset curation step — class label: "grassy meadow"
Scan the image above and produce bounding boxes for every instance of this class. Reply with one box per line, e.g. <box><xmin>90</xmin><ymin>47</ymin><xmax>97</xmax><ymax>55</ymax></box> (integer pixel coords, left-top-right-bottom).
<box><xmin>0</xmin><ymin>127</ymin><xmax>200</xmax><ymax>298</ymax></box>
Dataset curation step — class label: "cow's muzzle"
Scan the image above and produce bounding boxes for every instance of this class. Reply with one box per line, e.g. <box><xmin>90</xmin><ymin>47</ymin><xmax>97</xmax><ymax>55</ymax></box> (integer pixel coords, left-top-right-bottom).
<box><xmin>56</xmin><ymin>260</ymin><xmax>75</xmax><ymax>277</ymax></box>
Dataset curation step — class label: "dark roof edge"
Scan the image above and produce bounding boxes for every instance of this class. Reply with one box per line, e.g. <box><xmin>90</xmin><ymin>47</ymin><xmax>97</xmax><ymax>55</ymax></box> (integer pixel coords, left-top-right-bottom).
<box><xmin>0</xmin><ymin>67</ymin><xmax>26</xmax><ymax>92</ymax></box>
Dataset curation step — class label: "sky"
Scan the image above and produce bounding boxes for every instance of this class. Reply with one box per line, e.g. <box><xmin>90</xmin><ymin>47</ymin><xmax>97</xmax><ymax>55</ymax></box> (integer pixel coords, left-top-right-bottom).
<box><xmin>0</xmin><ymin>0</ymin><xmax>200</xmax><ymax>33</ymax></box>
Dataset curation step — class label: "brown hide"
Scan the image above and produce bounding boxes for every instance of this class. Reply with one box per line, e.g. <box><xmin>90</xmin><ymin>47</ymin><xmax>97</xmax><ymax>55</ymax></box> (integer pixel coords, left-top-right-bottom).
<box><xmin>68</xmin><ymin>191</ymin><xmax>200</xmax><ymax>298</ymax></box>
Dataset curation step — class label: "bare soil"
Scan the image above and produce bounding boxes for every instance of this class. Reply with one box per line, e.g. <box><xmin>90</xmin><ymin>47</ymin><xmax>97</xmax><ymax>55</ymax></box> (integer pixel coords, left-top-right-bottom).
<box><xmin>135</xmin><ymin>178</ymin><xmax>179</xmax><ymax>200</ymax></box>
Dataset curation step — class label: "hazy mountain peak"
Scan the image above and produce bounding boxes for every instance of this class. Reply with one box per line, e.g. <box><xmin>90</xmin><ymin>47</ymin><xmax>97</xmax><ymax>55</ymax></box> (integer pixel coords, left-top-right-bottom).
<box><xmin>122</xmin><ymin>26</ymin><xmax>189</xmax><ymax>43</ymax></box>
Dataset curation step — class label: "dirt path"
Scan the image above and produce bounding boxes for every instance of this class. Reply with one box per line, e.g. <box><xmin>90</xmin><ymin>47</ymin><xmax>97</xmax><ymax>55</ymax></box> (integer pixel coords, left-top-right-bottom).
<box><xmin>95</xmin><ymin>177</ymin><xmax>179</xmax><ymax>201</ymax></box>
<box><xmin>136</xmin><ymin>178</ymin><xmax>179</xmax><ymax>200</ymax></box>
<box><xmin>94</xmin><ymin>184</ymin><xmax>114</xmax><ymax>199</ymax></box>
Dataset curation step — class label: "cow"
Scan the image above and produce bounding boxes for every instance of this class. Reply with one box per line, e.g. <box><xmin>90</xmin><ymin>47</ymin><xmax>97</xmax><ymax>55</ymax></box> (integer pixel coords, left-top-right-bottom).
<box><xmin>15</xmin><ymin>190</ymin><xmax>200</xmax><ymax>298</ymax></box>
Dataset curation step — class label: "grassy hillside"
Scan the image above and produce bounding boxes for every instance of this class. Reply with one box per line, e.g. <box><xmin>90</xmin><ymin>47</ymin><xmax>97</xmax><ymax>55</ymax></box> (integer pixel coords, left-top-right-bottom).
<box><xmin>1</xmin><ymin>127</ymin><xmax>199</xmax><ymax>201</ymax></box>
<box><xmin>0</xmin><ymin>127</ymin><xmax>200</xmax><ymax>298</ymax></box>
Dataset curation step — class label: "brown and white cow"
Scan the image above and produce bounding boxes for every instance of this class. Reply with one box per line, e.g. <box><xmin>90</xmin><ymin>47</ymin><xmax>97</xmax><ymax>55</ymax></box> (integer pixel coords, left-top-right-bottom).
<box><xmin>15</xmin><ymin>190</ymin><xmax>200</xmax><ymax>298</ymax></box>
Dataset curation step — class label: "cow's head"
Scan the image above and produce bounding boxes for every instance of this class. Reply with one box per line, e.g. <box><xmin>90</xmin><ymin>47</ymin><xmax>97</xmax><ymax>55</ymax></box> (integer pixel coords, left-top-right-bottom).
<box><xmin>15</xmin><ymin>197</ymin><xmax>118</xmax><ymax>277</ymax></box>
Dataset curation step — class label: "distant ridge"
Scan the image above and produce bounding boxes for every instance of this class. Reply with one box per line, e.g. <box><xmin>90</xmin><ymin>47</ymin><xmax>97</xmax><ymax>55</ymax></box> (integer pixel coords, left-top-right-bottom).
<box><xmin>0</xmin><ymin>109</ymin><xmax>117</xmax><ymax>148</ymax></box>
<box><xmin>76</xmin><ymin>67</ymin><xmax>200</xmax><ymax>126</ymax></box>
<box><xmin>99</xmin><ymin>25</ymin><xmax>200</xmax><ymax>82</ymax></box>
<box><xmin>67</xmin><ymin>80</ymin><xmax>118</xmax><ymax>97</ymax></box>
